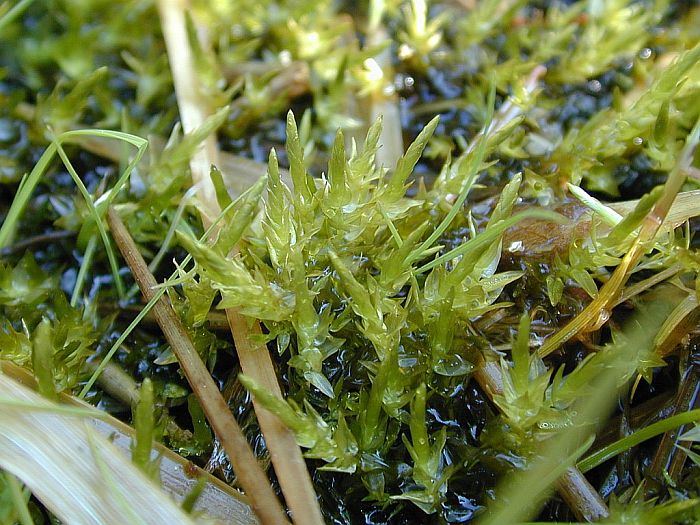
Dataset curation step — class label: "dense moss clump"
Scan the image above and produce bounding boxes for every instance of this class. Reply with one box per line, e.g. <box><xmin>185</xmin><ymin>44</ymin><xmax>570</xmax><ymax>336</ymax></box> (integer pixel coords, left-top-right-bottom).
<box><xmin>1</xmin><ymin>0</ymin><xmax>700</xmax><ymax>523</ymax></box>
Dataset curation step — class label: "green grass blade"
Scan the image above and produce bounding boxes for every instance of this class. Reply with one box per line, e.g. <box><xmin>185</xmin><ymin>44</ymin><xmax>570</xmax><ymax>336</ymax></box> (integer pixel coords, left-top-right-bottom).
<box><xmin>577</xmin><ymin>408</ymin><xmax>700</xmax><ymax>473</ymax></box>
<box><xmin>71</xmin><ymin>234</ymin><xmax>98</xmax><ymax>307</ymax></box>
<box><xmin>54</xmin><ymin>141</ymin><xmax>126</xmax><ymax>298</ymax></box>
<box><xmin>0</xmin><ymin>0</ymin><xmax>36</xmax><ymax>33</ymax></box>
<box><xmin>406</xmin><ymin>82</ymin><xmax>497</xmax><ymax>266</ymax></box>
<box><xmin>0</xmin><ymin>143</ymin><xmax>57</xmax><ymax>248</ymax></box>
<box><xmin>414</xmin><ymin>209</ymin><xmax>565</xmax><ymax>275</ymax></box>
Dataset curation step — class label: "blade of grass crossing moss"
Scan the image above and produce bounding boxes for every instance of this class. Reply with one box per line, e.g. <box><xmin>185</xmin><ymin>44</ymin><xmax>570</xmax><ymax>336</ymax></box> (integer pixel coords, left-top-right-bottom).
<box><xmin>81</xmin><ymin>194</ymin><xmax>246</xmax><ymax>398</ymax></box>
<box><xmin>107</xmin><ymin>207</ymin><xmax>290</xmax><ymax>525</ymax></box>
<box><xmin>0</xmin><ymin>129</ymin><xmax>147</xmax><ymax>248</ymax></box>
<box><xmin>0</xmin><ymin>129</ymin><xmax>147</xmax><ymax>301</ymax></box>
<box><xmin>478</xmin><ymin>438</ymin><xmax>597</xmax><ymax>525</ymax></box>
<box><xmin>0</xmin><ymin>373</ymin><xmax>202</xmax><ymax>524</ymax></box>
<box><xmin>0</xmin><ymin>143</ymin><xmax>57</xmax><ymax>248</ymax></box>
<box><xmin>473</xmin><ymin>353</ymin><xmax>608</xmax><ymax>520</ymax></box>
<box><xmin>385</xmin><ymin>114</ymin><xmax>439</xmax><ymax>200</ymax></box>
<box><xmin>87</xmin><ymin>430</ymin><xmax>149</xmax><ymax>525</ymax></box>
<box><xmin>131</xmin><ymin>185</ymin><xmax>199</xmax><ymax>298</ymax></box>
<box><xmin>577</xmin><ymin>409</ymin><xmax>700</xmax><ymax>473</ymax></box>
<box><xmin>0</xmin><ymin>397</ymin><xmax>106</xmax><ymax>417</ymax></box>
<box><xmin>615</xmin><ymin>263</ymin><xmax>682</xmax><ymax>306</ymax></box>
<box><xmin>0</xmin><ymin>0</ymin><xmax>36</xmax><ymax>33</ymax></box>
<box><xmin>482</xmin><ymin>300</ymin><xmax>677</xmax><ymax>522</ymax></box>
<box><xmin>654</xmin><ymin>292</ymin><xmax>699</xmax><ymax>357</ymax></box>
<box><xmin>538</xmin><ymin>117</ymin><xmax>700</xmax><ymax>358</ymax></box>
<box><xmin>70</xmin><ymin>234</ymin><xmax>98</xmax><ymax>306</ymax></box>
<box><xmin>64</xmin><ymin>130</ymin><xmax>148</xmax><ymax>212</ymax></box>
<box><xmin>124</xmin><ymin>184</ymin><xmax>203</xmax><ymax>299</ymax></box>
<box><xmin>2</xmin><ymin>360</ymin><xmax>256</xmax><ymax>524</ymax></box>
<box><xmin>567</xmin><ymin>183</ymin><xmax>623</xmax><ymax>226</ymax></box>
<box><xmin>54</xmin><ymin>141</ymin><xmax>126</xmax><ymax>298</ymax></box>
<box><xmin>79</xmin><ymin>284</ymin><xmax>164</xmax><ymax>398</ymax></box>
<box><xmin>406</xmin><ymin>82</ymin><xmax>497</xmax><ymax>265</ymax></box>
<box><xmin>415</xmin><ymin>209</ymin><xmax>565</xmax><ymax>275</ymax></box>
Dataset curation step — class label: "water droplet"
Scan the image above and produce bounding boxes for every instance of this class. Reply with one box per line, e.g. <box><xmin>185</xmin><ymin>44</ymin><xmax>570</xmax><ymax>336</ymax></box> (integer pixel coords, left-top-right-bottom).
<box><xmin>433</xmin><ymin>355</ymin><xmax>472</xmax><ymax>377</ymax></box>
<box><xmin>508</xmin><ymin>240</ymin><xmax>524</xmax><ymax>253</ymax></box>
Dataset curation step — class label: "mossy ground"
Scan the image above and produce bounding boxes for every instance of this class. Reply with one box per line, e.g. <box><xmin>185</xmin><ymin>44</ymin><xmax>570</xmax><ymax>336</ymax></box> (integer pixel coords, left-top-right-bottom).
<box><xmin>1</xmin><ymin>1</ymin><xmax>700</xmax><ymax>523</ymax></box>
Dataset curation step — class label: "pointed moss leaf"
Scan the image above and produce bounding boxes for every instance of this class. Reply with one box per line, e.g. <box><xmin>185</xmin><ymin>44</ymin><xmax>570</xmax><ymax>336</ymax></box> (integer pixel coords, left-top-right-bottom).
<box><xmin>132</xmin><ymin>378</ymin><xmax>159</xmax><ymax>480</ymax></box>
<box><xmin>50</xmin><ymin>297</ymin><xmax>99</xmax><ymax>391</ymax></box>
<box><xmin>239</xmin><ymin>374</ymin><xmax>331</xmax><ymax>450</ymax></box>
<box><xmin>433</xmin><ymin>355</ymin><xmax>472</xmax><ymax>377</ymax></box>
<box><xmin>215</xmin><ymin>175</ymin><xmax>265</xmax><ymax>255</ymax></box>
<box><xmin>379</xmin><ymin>221</ymin><xmax>431</xmax><ymax>290</ymax></box>
<box><xmin>327</xmin><ymin>129</ymin><xmax>348</xmax><ymax>206</ymax></box>
<box><xmin>286</xmin><ymin>110</ymin><xmax>314</xmax><ymax>204</ymax></box>
<box><xmin>263</xmin><ymin>148</ymin><xmax>293</xmax><ymax>270</ymax></box>
<box><xmin>360</xmin><ymin>351</ymin><xmax>393</xmax><ymax>451</ymax></box>
<box><xmin>187</xmin><ymin>394</ymin><xmax>213</xmax><ymax>451</ymax></box>
<box><xmin>328</xmin><ymin>251</ymin><xmax>378</xmax><ymax>328</ymax></box>
<box><xmin>0</xmin><ymin>253</ymin><xmax>56</xmax><ymax>307</ymax></box>
<box><xmin>398</xmin><ymin>382</ymin><xmax>451</xmax><ymax>513</ymax></box>
<box><xmin>38</xmin><ymin>67</ymin><xmax>109</xmax><ymax>132</ymax></box>
<box><xmin>32</xmin><ymin>318</ymin><xmax>57</xmax><ymax>401</ymax></box>
<box><xmin>511</xmin><ymin>313</ymin><xmax>530</xmax><ymax>393</ymax></box>
<box><xmin>154</xmin><ymin>347</ymin><xmax>177</xmax><ymax>366</ymax></box>
<box><xmin>653</xmin><ymin>100</ymin><xmax>670</xmax><ymax>147</ymax></box>
<box><xmin>0</xmin><ymin>321</ymin><xmax>31</xmax><ymax>366</ymax></box>
<box><xmin>328</xmin><ymin>251</ymin><xmax>391</xmax><ymax>357</ymax></box>
<box><xmin>239</xmin><ymin>373</ymin><xmax>305</xmax><ymax>434</ymax></box>
<box><xmin>184</xmin><ymin>11</ymin><xmax>224</xmax><ymax>96</ymax></box>
<box><xmin>429</xmin><ymin>289</ymin><xmax>456</xmax><ymax>372</ymax></box>
<box><xmin>210</xmin><ymin>165</ymin><xmax>232</xmax><ymax>211</ymax></box>
<box><xmin>181</xmin><ymin>275</ymin><xmax>216</xmax><ymax>327</ymax></box>
<box><xmin>645</xmin><ymin>42</ymin><xmax>700</xmax><ymax>105</ymax></box>
<box><xmin>570</xmin><ymin>268</ymin><xmax>599</xmax><ymax>298</ymax></box>
<box><xmin>319</xmin><ymin>415</ymin><xmax>359</xmax><ymax>473</ymax></box>
<box><xmin>177</xmin><ymin>231</ymin><xmax>294</xmax><ymax>321</ymax></box>
<box><xmin>385</xmin><ymin>115</ymin><xmax>439</xmax><ymax>200</ymax></box>
<box><xmin>408</xmin><ymin>383</ymin><xmax>429</xmax><ymax>460</ymax></box>
<box><xmin>488</xmin><ymin>172</ymin><xmax>522</xmax><ymax>225</ymax></box>
<box><xmin>304</xmin><ymin>371</ymin><xmax>335</xmax><ymax>398</ymax></box>
<box><xmin>349</xmin><ymin>117</ymin><xmax>382</xmax><ymax>181</ymax></box>
<box><xmin>546</xmin><ymin>275</ymin><xmax>565</xmax><ymax>306</ymax></box>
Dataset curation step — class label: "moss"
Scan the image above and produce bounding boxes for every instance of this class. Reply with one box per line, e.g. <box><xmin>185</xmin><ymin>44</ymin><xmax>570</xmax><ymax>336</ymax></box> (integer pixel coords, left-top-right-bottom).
<box><xmin>2</xmin><ymin>1</ymin><xmax>700</xmax><ymax>523</ymax></box>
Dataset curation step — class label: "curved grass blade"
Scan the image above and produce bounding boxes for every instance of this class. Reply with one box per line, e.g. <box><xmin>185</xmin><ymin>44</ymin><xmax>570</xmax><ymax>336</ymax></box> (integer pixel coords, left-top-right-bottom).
<box><xmin>578</xmin><ymin>408</ymin><xmax>700</xmax><ymax>473</ymax></box>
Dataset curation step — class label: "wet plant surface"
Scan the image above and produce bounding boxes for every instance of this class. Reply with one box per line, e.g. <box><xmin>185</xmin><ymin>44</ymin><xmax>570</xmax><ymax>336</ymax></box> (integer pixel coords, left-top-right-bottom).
<box><xmin>2</xmin><ymin>0</ymin><xmax>700</xmax><ymax>524</ymax></box>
